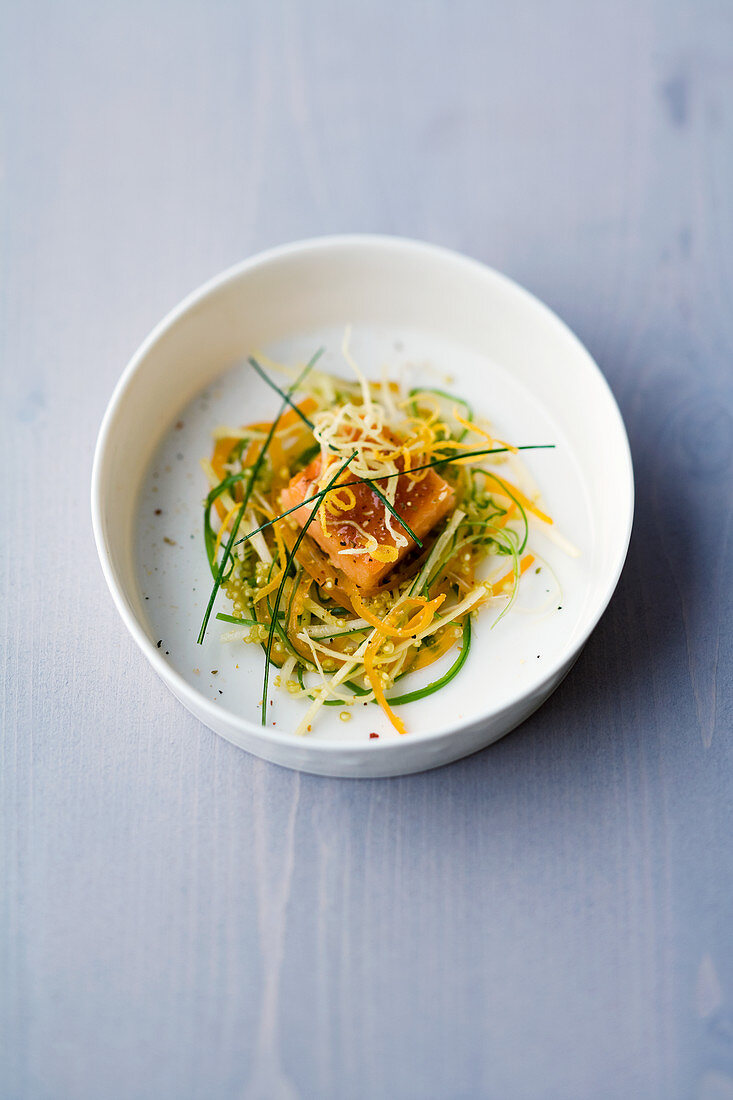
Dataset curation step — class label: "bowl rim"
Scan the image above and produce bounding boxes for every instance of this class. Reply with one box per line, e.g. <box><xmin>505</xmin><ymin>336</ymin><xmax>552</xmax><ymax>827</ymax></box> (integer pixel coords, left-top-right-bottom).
<box><xmin>91</xmin><ymin>233</ymin><xmax>634</xmax><ymax>756</ymax></box>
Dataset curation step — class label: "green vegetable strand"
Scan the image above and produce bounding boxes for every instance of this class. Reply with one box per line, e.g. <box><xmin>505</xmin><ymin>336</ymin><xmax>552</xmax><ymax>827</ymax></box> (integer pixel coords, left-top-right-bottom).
<box><xmin>196</xmin><ymin>349</ymin><xmax>323</xmax><ymax>645</ymax></box>
<box><xmin>260</xmin><ymin>450</ymin><xmax>358</xmax><ymax>726</ymax></box>
<box><xmin>232</xmin><ymin>444</ymin><xmax>554</xmax><ymax>551</ymax></box>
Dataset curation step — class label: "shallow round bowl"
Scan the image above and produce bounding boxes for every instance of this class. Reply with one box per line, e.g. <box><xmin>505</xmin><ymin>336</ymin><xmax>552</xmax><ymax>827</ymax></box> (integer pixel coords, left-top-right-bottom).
<box><xmin>92</xmin><ymin>235</ymin><xmax>633</xmax><ymax>777</ymax></box>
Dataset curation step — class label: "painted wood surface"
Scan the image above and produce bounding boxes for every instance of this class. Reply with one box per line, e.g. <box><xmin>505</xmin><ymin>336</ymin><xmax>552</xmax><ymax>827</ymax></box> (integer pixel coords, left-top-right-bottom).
<box><xmin>2</xmin><ymin>1</ymin><xmax>732</xmax><ymax>1097</ymax></box>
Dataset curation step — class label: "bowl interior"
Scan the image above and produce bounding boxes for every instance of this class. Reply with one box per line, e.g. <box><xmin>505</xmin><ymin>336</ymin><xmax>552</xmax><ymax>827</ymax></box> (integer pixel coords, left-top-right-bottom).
<box><xmin>94</xmin><ymin>238</ymin><xmax>632</xmax><ymax>751</ymax></box>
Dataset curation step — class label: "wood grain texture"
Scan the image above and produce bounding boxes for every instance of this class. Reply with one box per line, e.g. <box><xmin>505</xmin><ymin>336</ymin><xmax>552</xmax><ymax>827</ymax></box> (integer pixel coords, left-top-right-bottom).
<box><xmin>2</xmin><ymin>1</ymin><xmax>733</xmax><ymax>1097</ymax></box>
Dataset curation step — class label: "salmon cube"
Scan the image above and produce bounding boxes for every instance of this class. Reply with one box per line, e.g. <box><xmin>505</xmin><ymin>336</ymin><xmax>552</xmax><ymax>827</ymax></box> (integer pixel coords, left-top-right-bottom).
<box><xmin>280</xmin><ymin>455</ymin><xmax>455</xmax><ymax>590</ymax></box>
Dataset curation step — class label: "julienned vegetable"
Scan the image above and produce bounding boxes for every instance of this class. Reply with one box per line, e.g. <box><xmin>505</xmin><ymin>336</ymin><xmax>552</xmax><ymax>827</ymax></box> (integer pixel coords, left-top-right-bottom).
<box><xmin>198</xmin><ymin>341</ymin><xmax>555</xmax><ymax>736</ymax></box>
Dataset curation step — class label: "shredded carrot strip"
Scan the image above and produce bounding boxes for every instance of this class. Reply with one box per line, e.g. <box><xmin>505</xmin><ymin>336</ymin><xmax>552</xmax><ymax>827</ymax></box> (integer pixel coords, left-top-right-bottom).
<box><xmin>490</xmin><ymin>554</ymin><xmax>535</xmax><ymax>593</ymax></box>
<box><xmin>253</xmin><ymin>572</ymin><xmax>284</xmax><ymax>604</ymax></box>
<box><xmin>288</xmin><ymin>573</ymin><xmax>311</xmax><ymax>638</ymax></box>
<box><xmin>213</xmin><ymin>501</ymin><xmax>241</xmax><ymax>560</ymax></box>
<box><xmin>286</xmin><ymin>574</ymin><xmax>319</xmax><ymax>664</ymax></box>
<box><xmin>364</xmin><ymin>642</ymin><xmax>407</xmax><ymax>735</ymax></box>
<box><xmin>490</xmin><ymin>504</ymin><xmax>517</xmax><ymax>531</ymax></box>
<box><xmin>211</xmin><ymin>436</ymin><xmax>239</xmax><ymax>481</ymax></box>
<box><xmin>346</xmin><ymin>589</ymin><xmax>445</xmax><ymax>638</ymax></box>
<box><xmin>210</xmin><ymin>437</ymin><xmax>241</xmax><ymax>519</ymax></box>
<box><xmin>253</xmin><ymin>521</ymin><xmax>288</xmax><ymax>604</ymax></box>
<box><xmin>363</xmin><ymin>595</ymin><xmax>446</xmax><ymax>733</ymax></box>
<box><xmin>242</xmin><ymin>441</ymin><xmax>259</xmax><ymax>466</ymax></box>
<box><xmin>267</xmin><ymin>436</ymin><xmax>286</xmax><ymax>480</ymax></box>
<box><xmin>484</xmin><ymin>475</ymin><xmax>553</xmax><ymax>525</ymax></box>
<box><xmin>248</xmin><ymin>398</ymin><xmax>317</xmax><ymax>435</ymax></box>
<box><xmin>281</xmin><ymin>396</ymin><xmax>317</xmax><ymax>428</ymax></box>
<box><xmin>272</xmin><ymin>517</ymin><xmax>287</xmax><ymax>571</ymax></box>
<box><xmin>409</xmin><ymin>625</ymin><xmax>461</xmax><ymax>672</ymax></box>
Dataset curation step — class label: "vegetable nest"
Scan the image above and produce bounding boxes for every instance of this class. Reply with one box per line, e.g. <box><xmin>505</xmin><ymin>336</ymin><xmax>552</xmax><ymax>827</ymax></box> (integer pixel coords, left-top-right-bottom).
<box><xmin>198</xmin><ymin>340</ymin><xmax>555</xmax><ymax>736</ymax></box>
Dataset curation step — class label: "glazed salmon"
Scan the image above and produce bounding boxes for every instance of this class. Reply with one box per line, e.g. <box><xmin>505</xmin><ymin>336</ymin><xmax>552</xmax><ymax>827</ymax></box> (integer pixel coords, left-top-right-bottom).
<box><xmin>280</xmin><ymin>455</ymin><xmax>455</xmax><ymax>590</ymax></box>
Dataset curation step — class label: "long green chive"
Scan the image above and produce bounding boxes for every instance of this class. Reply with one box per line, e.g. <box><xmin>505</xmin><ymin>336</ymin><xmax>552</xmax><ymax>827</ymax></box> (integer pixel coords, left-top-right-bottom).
<box><xmin>265</xmin><ymin>589</ymin><xmax>302</xmax><ymax>659</ymax></box>
<box><xmin>197</xmin><ymin>348</ymin><xmax>323</xmax><ymax>645</ymax></box>
<box><xmin>489</xmin><ymin>528</ymin><xmax>523</xmax><ymax>627</ymax></box>
<box><xmin>232</xmin><ymin>444</ymin><xmax>553</xmax><ymax>551</ymax></box>
<box><xmin>260</xmin><ymin>450</ymin><xmax>358</xmax><ymax>725</ymax></box>
<box><xmin>249</xmin><ymin>357</ymin><xmax>313</xmax><ymax>427</ymax></box>
<box><xmin>387</xmin><ymin>616</ymin><xmax>472</xmax><ymax>705</ymax></box>
<box><xmin>249</xmin><ymin>355</ymin><xmax>424</xmax><ymax>547</ymax></box>
<box><xmin>203</xmin><ymin>472</ymin><xmax>251</xmax><ymax>578</ymax></box>
<box><xmin>363</xmin><ymin>481</ymin><xmax>424</xmax><ymax>547</ymax></box>
<box><xmin>284</xmin><ymin>564</ymin><xmax>303</xmax><ymax>633</ymax></box>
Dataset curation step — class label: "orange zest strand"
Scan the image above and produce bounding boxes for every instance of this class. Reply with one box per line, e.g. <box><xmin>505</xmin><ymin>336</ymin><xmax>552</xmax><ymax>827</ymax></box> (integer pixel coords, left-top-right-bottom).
<box><xmin>371</xmin><ymin>545</ymin><xmax>399</xmax><ymax>564</ymax></box>
<box><xmin>491</xmin><ymin>437</ymin><xmax>519</xmax><ymax>454</ymax></box>
<box><xmin>452</xmin><ymin>409</ymin><xmax>520</xmax><ymax>456</ymax></box>
<box><xmin>453</xmin><ymin>409</ymin><xmax>494</xmax><ymax>445</ymax></box>
<box><xmin>325</xmin><ymin>486</ymin><xmax>356</xmax><ymax>514</ymax></box>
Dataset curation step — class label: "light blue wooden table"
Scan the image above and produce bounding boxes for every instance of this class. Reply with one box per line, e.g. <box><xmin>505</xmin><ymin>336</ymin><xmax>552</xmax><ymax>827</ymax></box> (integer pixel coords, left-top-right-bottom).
<box><xmin>3</xmin><ymin>2</ymin><xmax>733</xmax><ymax>1097</ymax></box>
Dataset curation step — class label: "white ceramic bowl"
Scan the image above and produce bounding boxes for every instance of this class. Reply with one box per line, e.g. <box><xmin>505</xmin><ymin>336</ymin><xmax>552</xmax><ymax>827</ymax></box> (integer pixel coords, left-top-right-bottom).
<box><xmin>92</xmin><ymin>235</ymin><xmax>633</xmax><ymax>777</ymax></box>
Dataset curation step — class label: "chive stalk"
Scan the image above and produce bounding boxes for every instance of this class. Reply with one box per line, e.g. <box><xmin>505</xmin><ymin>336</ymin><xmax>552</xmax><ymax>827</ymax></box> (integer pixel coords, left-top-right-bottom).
<box><xmin>232</xmin><ymin>444</ymin><xmax>554</xmax><ymax>551</ymax></box>
<box><xmin>260</xmin><ymin>450</ymin><xmax>358</xmax><ymax>725</ymax></box>
<box><xmin>196</xmin><ymin>349</ymin><xmax>323</xmax><ymax>644</ymax></box>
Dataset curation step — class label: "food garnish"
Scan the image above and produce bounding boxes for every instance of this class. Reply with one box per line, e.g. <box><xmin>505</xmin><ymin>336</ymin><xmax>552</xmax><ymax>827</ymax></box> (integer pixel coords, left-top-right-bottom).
<box><xmin>198</xmin><ymin>339</ymin><xmax>555</xmax><ymax>736</ymax></box>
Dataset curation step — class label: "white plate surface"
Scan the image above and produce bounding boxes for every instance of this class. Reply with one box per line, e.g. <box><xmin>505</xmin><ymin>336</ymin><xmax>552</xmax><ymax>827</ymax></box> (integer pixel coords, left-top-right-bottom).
<box><xmin>92</xmin><ymin>236</ymin><xmax>633</xmax><ymax>777</ymax></box>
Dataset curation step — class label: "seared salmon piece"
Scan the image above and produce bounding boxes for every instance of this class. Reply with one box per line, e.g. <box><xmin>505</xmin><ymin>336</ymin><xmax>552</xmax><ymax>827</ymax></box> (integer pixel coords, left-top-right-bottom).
<box><xmin>280</xmin><ymin>455</ymin><xmax>455</xmax><ymax>590</ymax></box>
